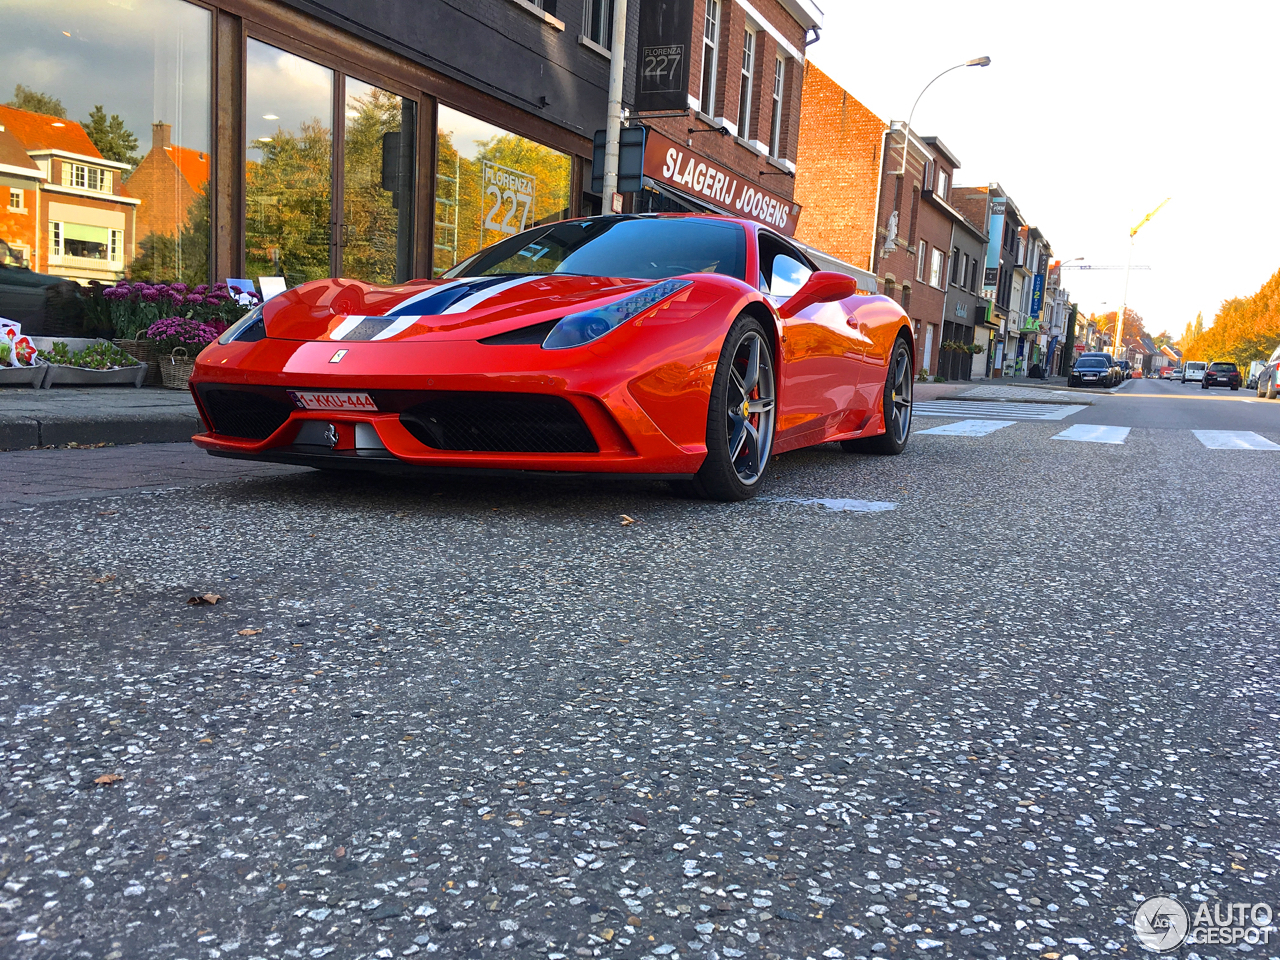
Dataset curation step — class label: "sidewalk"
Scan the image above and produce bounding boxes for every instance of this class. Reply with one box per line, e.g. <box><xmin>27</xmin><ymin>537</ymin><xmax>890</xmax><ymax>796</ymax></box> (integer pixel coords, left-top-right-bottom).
<box><xmin>0</xmin><ymin>387</ymin><xmax>201</xmax><ymax>449</ymax></box>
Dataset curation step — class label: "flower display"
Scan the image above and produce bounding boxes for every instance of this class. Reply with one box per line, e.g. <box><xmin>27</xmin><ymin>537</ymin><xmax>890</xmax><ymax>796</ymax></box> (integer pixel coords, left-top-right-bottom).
<box><xmin>90</xmin><ymin>280</ymin><xmax>249</xmax><ymax>339</ymax></box>
<box><xmin>145</xmin><ymin>316</ymin><xmax>222</xmax><ymax>354</ymax></box>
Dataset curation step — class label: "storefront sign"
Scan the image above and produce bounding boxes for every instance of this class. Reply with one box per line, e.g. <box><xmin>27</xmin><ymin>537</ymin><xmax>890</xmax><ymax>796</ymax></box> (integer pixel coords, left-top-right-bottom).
<box><xmin>635</xmin><ymin>0</ymin><xmax>695</xmax><ymax>112</ymax></box>
<box><xmin>983</xmin><ymin>198</ymin><xmax>1005</xmax><ymax>291</ymax></box>
<box><xmin>481</xmin><ymin>160</ymin><xmax>536</xmax><ymax>240</ymax></box>
<box><xmin>642</xmin><ymin>128</ymin><xmax>801</xmax><ymax>235</ymax></box>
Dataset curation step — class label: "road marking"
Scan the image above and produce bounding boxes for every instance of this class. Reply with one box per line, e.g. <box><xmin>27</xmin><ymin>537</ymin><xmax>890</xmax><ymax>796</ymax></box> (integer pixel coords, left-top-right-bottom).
<box><xmin>913</xmin><ymin>400</ymin><xmax>1087</xmax><ymax>421</ymax></box>
<box><xmin>1052</xmin><ymin>424</ymin><xmax>1131</xmax><ymax>445</ymax></box>
<box><xmin>763</xmin><ymin>496</ymin><xmax>896</xmax><ymax>512</ymax></box>
<box><xmin>916</xmin><ymin>419</ymin><xmax>1017</xmax><ymax>437</ymax></box>
<box><xmin>1192</xmin><ymin>430</ymin><xmax>1280</xmax><ymax>450</ymax></box>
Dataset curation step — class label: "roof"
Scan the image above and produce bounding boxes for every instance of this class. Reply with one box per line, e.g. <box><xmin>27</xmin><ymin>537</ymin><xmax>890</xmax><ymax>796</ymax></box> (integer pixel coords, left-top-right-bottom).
<box><xmin>0</xmin><ymin>105</ymin><xmax>103</xmax><ymax>158</ymax></box>
<box><xmin>0</xmin><ymin>127</ymin><xmax>44</xmax><ymax>179</ymax></box>
<box><xmin>920</xmin><ymin>136</ymin><xmax>961</xmax><ymax>170</ymax></box>
<box><xmin>778</xmin><ymin>0</ymin><xmax>823</xmax><ymax>30</ymax></box>
<box><xmin>167</xmin><ymin>142</ymin><xmax>210</xmax><ymax>193</ymax></box>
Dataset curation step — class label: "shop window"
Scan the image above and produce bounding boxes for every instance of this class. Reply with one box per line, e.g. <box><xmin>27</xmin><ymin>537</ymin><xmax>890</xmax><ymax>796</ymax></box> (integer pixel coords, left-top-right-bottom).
<box><xmin>738</xmin><ymin>28</ymin><xmax>755</xmax><ymax>142</ymax></box>
<box><xmin>0</xmin><ymin>0</ymin><xmax>211</xmax><ymax>282</ymax></box>
<box><xmin>583</xmin><ymin>0</ymin><xmax>614</xmax><ymax>49</ymax></box>
<box><xmin>433</xmin><ymin>104</ymin><xmax>572</xmax><ymax>278</ymax></box>
<box><xmin>342</xmin><ymin>78</ymin><xmax>416</xmax><ymax>285</ymax></box>
<box><xmin>699</xmin><ymin>1</ymin><xmax>720</xmax><ymax>115</ymax></box>
<box><xmin>245</xmin><ymin>40</ymin><xmax>334</xmax><ymax>287</ymax></box>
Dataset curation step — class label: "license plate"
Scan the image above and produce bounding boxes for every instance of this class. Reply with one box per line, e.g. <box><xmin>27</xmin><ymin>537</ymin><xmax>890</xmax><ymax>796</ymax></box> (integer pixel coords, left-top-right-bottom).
<box><xmin>288</xmin><ymin>390</ymin><xmax>378</xmax><ymax>412</ymax></box>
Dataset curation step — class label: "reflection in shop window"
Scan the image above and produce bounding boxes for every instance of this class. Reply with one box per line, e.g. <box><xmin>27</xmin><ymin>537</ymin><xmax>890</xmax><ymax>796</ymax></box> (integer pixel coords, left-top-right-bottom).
<box><xmin>245</xmin><ymin>40</ymin><xmax>334</xmax><ymax>288</ymax></box>
<box><xmin>0</xmin><ymin>0</ymin><xmax>211</xmax><ymax>286</ymax></box>
<box><xmin>434</xmin><ymin>105</ymin><xmax>571</xmax><ymax>277</ymax></box>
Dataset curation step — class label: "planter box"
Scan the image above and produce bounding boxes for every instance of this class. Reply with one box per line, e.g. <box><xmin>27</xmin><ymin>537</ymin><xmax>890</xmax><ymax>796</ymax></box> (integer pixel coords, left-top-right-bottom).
<box><xmin>44</xmin><ymin>363</ymin><xmax>147</xmax><ymax>388</ymax></box>
<box><xmin>0</xmin><ymin>362</ymin><xmax>50</xmax><ymax>389</ymax></box>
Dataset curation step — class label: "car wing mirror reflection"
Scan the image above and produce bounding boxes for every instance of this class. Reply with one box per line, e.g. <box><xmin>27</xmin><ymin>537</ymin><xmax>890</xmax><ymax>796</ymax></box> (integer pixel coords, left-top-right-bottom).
<box><xmin>777</xmin><ymin>271</ymin><xmax>857</xmax><ymax>319</ymax></box>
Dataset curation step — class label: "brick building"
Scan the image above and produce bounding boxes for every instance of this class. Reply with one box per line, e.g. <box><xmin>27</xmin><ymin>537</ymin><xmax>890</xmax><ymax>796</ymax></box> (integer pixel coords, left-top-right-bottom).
<box><xmin>125</xmin><ymin>122</ymin><xmax>211</xmax><ymax>245</ymax></box>
<box><xmin>791</xmin><ymin>61</ymin><xmax>885</xmax><ymax>273</ymax></box>
<box><xmin>627</xmin><ymin>0</ymin><xmax>821</xmax><ymax>238</ymax></box>
<box><xmin>0</xmin><ymin>105</ymin><xmax>138</xmax><ymax>284</ymax></box>
<box><xmin>0</xmin><ymin>125</ymin><xmax>45</xmax><ymax>269</ymax></box>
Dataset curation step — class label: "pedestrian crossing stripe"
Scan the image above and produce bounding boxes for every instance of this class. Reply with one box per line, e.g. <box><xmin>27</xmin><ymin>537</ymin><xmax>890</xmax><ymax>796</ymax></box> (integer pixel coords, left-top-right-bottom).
<box><xmin>915</xmin><ymin>419</ymin><xmax>1016</xmax><ymax>437</ymax></box>
<box><xmin>1052</xmin><ymin>424</ymin><xmax>1131</xmax><ymax>444</ymax></box>
<box><xmin>913</xmin><ymin>400</ymin><xmax>1087</xmax><ymax>421</ymax></box>
<box><xmin>1192</xmin><ymin>430</ymin><xmax>1280</xmax><ymax>450</ymax></box>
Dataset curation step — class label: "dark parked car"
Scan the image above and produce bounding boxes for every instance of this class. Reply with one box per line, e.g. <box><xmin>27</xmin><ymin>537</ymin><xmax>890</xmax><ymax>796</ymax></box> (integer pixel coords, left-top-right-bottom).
<box><xmin>1202</xmin><ymin>361</ymin><xmax>1240</xmax><ymax>390</ymax></box>
<box><xmin>1257</xmin><ymin>343</ymin><xmax>1280</xmax><ymax>399</ymax></box>
<box><xmin>1074</xmin><ymin>351</ymin><xmax>1121</xmax><ymax>387</ymax></box>
<box><xmin>0</xmin><ymin>238</ymin><xmax>87</xmax><ymax>335</ymax></box>
<box><xmin>1116</xmin><ymin>359</ymin><xmax>1133</xmax><ymax>380</ymax></box>
<box><xmin>1070</xmin><ymin>355</ymin><xmax>1115</xmax><ymax>388</ymax></box>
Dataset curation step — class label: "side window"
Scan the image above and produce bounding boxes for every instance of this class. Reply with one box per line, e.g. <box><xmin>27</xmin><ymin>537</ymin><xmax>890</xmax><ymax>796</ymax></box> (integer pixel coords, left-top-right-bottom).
<box><xmin>758</xmin><ymin>233</ymin><xmax>813</xmax><ymax>298</ymax></box>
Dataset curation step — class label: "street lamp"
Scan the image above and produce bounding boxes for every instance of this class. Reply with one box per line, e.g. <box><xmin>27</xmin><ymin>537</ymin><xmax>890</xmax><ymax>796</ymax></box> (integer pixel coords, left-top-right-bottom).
<box><xmin>898</xmin><ymin>56</ymin><xmax>991</xmax><ymax>177</ymax></box>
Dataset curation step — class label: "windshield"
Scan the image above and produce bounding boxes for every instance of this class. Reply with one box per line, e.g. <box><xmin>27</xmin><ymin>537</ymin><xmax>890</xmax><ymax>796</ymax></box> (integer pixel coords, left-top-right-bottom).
<box><xmin>1076</xmin><ymin>358</ymin><xmax>1108</xmax><ymax>369</ymax></box>
<box><xmin>1185</xmin><ymin>362</ymin><xmax>1206</xmax><ymax>370</ymax></box>
<box><xmin>1208</xmin><ymin>362</ymin><xmax>1236</xmax><ymax>371</ymax></box>
<box><xmin>444</xmin><ymin>216</ymin><xmax>748</xmax><ymax>282</ymax></box>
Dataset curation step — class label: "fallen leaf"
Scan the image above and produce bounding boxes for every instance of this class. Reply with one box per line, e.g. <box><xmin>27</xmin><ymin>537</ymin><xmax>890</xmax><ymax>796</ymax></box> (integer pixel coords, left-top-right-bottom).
<box><xmin>97</xmin><ymin>510</ymin><xmax>118</xmax><ymax>516</ymax></box>
<box><xmin>601</xmin><ymin>928</ymin><xmax>614</xmax><ymax>942</ymax></box>
<box><xmin>198</xmin><ymin>738</ymin><xmax>213</xmax><ymax>744</ymax></box>
<box><xmin>617</xmin><ymin>637</ymin><xmax>630</xmax><ymax>644</ymax></box>
<box><xmin>334</xmin><ymin>846</ymin><xmax>346</xmax><ymax>859</ymax></box>
<box><xmin>93</xmin><ymin>574</ymin><xmax>116</xmax><ymax>583</ymax></box>
<box><xmin>619</xmin><ymin>514</ymin><xmax>635</xmax><ymax>525</ymax></box>
<box><xmin>237</xmin><ymin>628</ymin><xmax>262</xmax><ymax>636</ymax></box>
<box><xmin>187</xmin><ymin>593</ymin><xmax>222</xmax><ymax>606</ymax></box>
<box><xmin>94</xmin><ymin>773</ymin><xmax>123</xmax><ymax>785</ymax></box>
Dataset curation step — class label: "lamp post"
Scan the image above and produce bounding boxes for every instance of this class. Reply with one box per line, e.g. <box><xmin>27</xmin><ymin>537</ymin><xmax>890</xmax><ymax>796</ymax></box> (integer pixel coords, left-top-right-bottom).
<box><xmin>898</xmin><ymin>56</ymin><xmax>991</xmax><ymax>177</ymax></box>
<box><xmin>601</xmin><ymin>0</ymin><xmax>630</xmax><ymax>208</ymax></box>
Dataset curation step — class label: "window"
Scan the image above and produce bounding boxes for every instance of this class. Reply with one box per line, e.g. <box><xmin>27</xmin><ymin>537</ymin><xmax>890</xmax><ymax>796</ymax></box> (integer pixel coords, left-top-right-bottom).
<box><xmin>7</xmin><ymin>188</ymin><xmax>20</xmax><ymax>211</ymax></box>
<box><xmin>769</xmin><ymin>57</ymin><xmax>785</xmax><ymax>157</ymax></box>
<box><xmin>757</xmin><ymin>232</ymin><xmax>813</xmax><ymax>298</ymax></box>
<box><xmin>109</xmin><ymin>229</ymin><xmax>123</xmax><ymax>263</ymax></box>
<box><xmin>969</xmin><ymin>259</ymin><xmax>979</xmax><ymax>293</ymax></box>
<box><xmin>930</xmin><ymin>247</ymin><xmax>945</xmax><ymax>289</ymax></box>
<box><xmin>50</xmin><ymin>221</ymin><xmax>62</xmax><ymax>259</ymax></box>
<box><xmin>61</xmin><ymin>163</ymin><xmax>112</xmax><ymax>193</ymax></box>
<box><xmin>951</xmin><ymin>248</ymin><xmax>960</xmax><ymax>286</ymax></box>
<box><xmin>700</xmin><ymin>1</ymin><xmax>719</xmax><ymax>114</ymax></box>
<box><xmin>936</xmin><ymin>170</ymin><xmax>948</xmax><ymax>200</ymax></box>
<box><xmin>434</xmin><ymin>104</ymin><xmax>572</xmax><ymax>277</ymax></box>
<box><xmin>531</xmin><ymin>0</ymin><xmax>558</xmax><ymax>11</ymax></box>
<box><xmin>583</xmin><ymin>0</ymin><xmax>614</xmax><ymax>49</ymax></box>
<box><xmin>738</xmin><ymin>28</ymin><xmax>755</xmax><ymax>142</ymax></box>
<box><xmin>916</xmin><ymin>241</ymin><xmax>926</xmax><ymax>281</ymax></box>
<box><xmin>62</xmin><ymin>223</ymin><xmax>110</xmax><ymax>259</ymax></box>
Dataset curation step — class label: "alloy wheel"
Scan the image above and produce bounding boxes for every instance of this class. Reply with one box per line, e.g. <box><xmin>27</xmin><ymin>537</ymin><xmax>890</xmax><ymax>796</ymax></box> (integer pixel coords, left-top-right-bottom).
<box><xmin>726</xmin><ymin>331</ymin><xmax>776</xmax><ymax>484</ymax></box>
<box><xmin>887</xmin><ymin>341</ymin><xmax>913</xmax><ymax>443</ymax></box>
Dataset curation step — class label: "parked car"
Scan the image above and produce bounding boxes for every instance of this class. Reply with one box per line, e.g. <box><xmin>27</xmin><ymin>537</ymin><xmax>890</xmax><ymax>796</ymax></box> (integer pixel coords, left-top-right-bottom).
<box><xmin>1202</xmin><ymin>361</ymin><xmax>1240</xmax><ymax>390</ymax></box>
<box><xmin>1077</xmin><ymin>352</ymin><xmax>1121</xmax><ymax>387</ymax></box>
<box><xmin>1246</xmin><ymin>360</ymin><xmax>1266</xmax><ymax>390</ymax></box>
<box><xmin>1256</xmin><ymin>343</ymin><xmax>1280</xmax><ymax>399</ymax></box>
<box><xmin>1116</xmin><ymin>359</ymin><xmax>1133</xmax><ymax>380</ymax></box>
<box><xmin>0</xmin><ymin>238</ymin><xmax>87</xmax><ymax>335</ymax></box>
<box><xmin>1161</xmin><ymin>366</ymin><xmax>1180</xmax><ymax>380</ymax></box>
<box><xmin>1181</xmin><ymin>360</ymin><xmax>1207</xmax><ymax>383</ymax></box>
<box><xmin>1070</xmin><ymin>355</ymin><xmax>1114</xmax><ymax>388</ymax></box>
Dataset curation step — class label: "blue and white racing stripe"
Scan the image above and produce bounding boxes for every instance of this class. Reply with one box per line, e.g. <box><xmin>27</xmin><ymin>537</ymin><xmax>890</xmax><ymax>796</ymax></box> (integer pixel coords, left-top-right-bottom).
<box><xmin>330</xmin><ymin>275</ymin><xmax>547</xmax><ymax>340</ymax></box>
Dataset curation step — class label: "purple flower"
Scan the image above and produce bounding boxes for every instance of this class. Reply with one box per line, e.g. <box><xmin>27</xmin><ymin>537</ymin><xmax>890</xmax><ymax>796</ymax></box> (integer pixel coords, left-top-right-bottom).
<box><xmin>194</xmin><ymin>284</ymin><xmax>209</xmax><ymax>294</ymax></box>
<box><xmin>171</xmin><ymin>282</ymin><xmax>188</xmax><ymax>294</ymax></box>
<box><xmin>140</xmin><ymin>290</ymin><xmax>160</xmax><ymax>303</ymax></box>
<box><xmin>184</xmin><ymin>294</ymin><xmax>205</xmax><ymax>304</ymax></box>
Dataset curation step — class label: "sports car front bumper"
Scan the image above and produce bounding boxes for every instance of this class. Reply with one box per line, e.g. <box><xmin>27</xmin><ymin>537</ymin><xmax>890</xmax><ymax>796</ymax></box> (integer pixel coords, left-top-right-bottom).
<box><xmin>189</xmin><ymin>333</ymin><xmax>721</xmax><ymax>476</ymax></box>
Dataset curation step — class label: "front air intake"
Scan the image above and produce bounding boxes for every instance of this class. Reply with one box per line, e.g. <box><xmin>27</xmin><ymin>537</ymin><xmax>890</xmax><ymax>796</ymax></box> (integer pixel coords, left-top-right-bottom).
<box><xmin>399</xmin><ymin>392</ymin><xmax>598</xmax><ymax>453</ymax></box>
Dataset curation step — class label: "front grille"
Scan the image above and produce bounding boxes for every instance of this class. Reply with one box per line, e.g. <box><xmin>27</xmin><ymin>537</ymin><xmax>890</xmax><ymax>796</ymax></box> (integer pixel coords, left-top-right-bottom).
<box><xmin>399</xmin><ymin>392</ymin><xmax>597</xmax><ymax>453</ymax></box>
<box><xmin>198</xmin><ymin>386</ymin><xmax>295</xmax><ymax>441</ymax></box>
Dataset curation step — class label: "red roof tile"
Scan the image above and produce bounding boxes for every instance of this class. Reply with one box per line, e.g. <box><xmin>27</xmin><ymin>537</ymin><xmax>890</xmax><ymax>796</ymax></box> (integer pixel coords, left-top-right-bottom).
<box><xmin>0</xmin><ymin>105</ymin><xmax>103</xmax><ymax>158</ymax></box>
<box><xmin>166</xmin><ymin>143</ymin><xmax>210</xmax><ymax>193</ymax></box>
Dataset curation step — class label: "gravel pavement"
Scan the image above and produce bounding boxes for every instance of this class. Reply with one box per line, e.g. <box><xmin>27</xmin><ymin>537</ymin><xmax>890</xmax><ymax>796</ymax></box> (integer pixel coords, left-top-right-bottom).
<box><xmin>0</xmin><ymin>409</ymin><xmax>1277</xmax><ymax>960</ymax></box>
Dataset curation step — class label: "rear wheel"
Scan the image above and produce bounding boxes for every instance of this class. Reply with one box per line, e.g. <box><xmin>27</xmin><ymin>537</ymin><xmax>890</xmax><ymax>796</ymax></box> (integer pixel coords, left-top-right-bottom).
<box><xmin>678</xmin><ymin>316</ymin><xmax>777</xmax><ymax>501</ymax></box>
<box><xmin>842</xmin><ymin>334</ymin><xmax>912</xmax><ymax>455</ymax></box>
<box><xmin>1268</xmin><ymin>378</ymin><xmax>1278</xmax><ymax>400</ymax></box>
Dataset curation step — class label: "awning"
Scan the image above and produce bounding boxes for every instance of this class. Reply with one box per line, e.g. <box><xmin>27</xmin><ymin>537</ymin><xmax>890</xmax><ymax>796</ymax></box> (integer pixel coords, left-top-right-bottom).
<box><xmin>64</xmin><ymin>223</ymin><xmax>109</xmax><ymax>244</ymax></box>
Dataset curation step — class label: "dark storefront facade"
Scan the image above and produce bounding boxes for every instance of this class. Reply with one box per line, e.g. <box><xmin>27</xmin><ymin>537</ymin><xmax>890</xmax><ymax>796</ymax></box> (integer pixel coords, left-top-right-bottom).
<box><xmin>0</xmin><ymin>0</ymin><xmax>624</xmax><ymax>294</ymax></box>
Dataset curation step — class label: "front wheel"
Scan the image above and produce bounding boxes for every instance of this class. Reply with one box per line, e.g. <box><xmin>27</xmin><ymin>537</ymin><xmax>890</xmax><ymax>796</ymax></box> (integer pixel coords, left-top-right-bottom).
<box><xmin>842</xmin><ymin>334</ymin><xmax>912</xmax><ymax>455</ymax></box>
<box><xmin>680</xmin><ymin>316</ymin><xmax>777</xmax><ymax>501</ymax></box>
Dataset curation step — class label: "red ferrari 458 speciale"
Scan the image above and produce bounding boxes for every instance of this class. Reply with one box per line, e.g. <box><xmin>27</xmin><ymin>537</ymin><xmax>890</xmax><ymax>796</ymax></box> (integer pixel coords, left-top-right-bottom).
<box><xmin>191</xmin><ymin>214</ymin><xmax>914</xmax><ymax>500</ymax></box>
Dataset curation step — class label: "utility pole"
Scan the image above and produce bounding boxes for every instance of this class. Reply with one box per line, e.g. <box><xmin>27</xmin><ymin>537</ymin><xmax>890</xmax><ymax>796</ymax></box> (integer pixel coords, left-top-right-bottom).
<box><xmin>601</xmin><ymin>0</ymin><xmax>630</xmax><ymax>211</ymax></box>
<box><xmin>1115</xmin><ymin>197</ymin><xmax>1169</xmax><ymax>358</ymax></box>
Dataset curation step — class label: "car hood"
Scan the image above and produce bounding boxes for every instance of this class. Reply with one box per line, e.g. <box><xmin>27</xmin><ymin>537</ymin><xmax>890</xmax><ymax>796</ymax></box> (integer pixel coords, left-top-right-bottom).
<box><xmin>260</xmin><ymin>274</ymin><xmax>678</xmax><ymax>342</ymax></box>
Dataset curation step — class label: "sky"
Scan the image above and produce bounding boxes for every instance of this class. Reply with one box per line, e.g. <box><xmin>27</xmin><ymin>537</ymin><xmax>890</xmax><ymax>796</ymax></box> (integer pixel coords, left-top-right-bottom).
<box><xmin>808</xmin><ymin>0</ymin><xmax>1280</xmax><ymax>338</ymax></box>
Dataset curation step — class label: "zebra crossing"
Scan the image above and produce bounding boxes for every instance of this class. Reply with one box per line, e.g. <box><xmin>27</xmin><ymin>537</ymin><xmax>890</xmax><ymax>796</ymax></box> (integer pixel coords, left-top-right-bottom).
<box><xmin>913</xmin><ymin>400</ymin><xmax>1088</xmax><ymax>421</ymax></box>
<box><xmin>913</xmin><ymin>419</ymin><xmax>1280</xmax><ymax>449</ymax></box>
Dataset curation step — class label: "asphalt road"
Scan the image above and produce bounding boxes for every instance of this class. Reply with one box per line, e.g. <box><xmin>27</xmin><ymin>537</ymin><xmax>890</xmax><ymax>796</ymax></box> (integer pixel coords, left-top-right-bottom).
<box><xmin>0</xmin><ymin>389</ymin><xmax>1277</xmax><ymax>960</ymax></box>
<box><xmin>1065</xmin><ymin>377</ymin><xmax>1280</xmax><ymax>430</ymax></box>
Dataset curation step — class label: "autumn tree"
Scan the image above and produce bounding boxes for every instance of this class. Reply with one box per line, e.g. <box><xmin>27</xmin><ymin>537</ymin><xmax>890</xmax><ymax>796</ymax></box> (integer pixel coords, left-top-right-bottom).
<box><xmin>244</xmin><ymin>119</ymin><xmax>332</xmax><ymax>286</ymax></box>
<box><xmin>341</xmin><ymin>87</ymin><xmax>406</xmax><ymax>285</ymax></box>
<box><xmin>1182</xmin><ymin>268</ymin><xmax>1280</xmax><ymax>364</ymax></box>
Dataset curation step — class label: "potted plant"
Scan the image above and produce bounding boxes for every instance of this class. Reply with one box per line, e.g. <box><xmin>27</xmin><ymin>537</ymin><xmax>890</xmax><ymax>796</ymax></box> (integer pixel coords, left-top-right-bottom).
<box><xmin>104</xmin><ymin>281</ymin><xmax>245</xmax><ymax>385</ymax></box>
<box><xmin>0</xmin><ymin>341</ymin><xmax>50</xmax><ymax>388</ymax></box>
<box><xmin>43</xmin><ymin>340</ymin><xmax>146</xmax><ymax>387</ymax></box>
<box><xmin>145</xmin><ymin>316</ymin><xmax>221</xmax><ymax>390</ymax></box>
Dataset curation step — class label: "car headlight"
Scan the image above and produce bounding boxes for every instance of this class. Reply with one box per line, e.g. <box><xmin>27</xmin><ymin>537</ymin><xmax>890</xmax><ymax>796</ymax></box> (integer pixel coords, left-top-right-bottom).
<box><xmin>542</xmin><ymin>279</ymin><xmax>691</xmax><ymax>350</ymax></box>
<box><xmin>218</xmin><ymin>303</ymin><xmax>266</xmax><ymax>344</ymax></box>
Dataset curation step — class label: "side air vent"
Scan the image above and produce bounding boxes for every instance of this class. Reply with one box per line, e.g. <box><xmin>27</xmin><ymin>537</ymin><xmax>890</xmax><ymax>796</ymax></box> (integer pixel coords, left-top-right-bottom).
<box><xmin>478</xmin><ymin>319</ymin><xmax>560</xmax><ymax>346</ymax></box>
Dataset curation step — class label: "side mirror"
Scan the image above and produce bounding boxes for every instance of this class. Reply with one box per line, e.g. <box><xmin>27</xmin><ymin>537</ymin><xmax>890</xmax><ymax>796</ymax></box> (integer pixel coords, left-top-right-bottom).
<box><xmin>778</xmin><ymin>271</ymin><xmax>857</xmax><ymax>319</ymax></box>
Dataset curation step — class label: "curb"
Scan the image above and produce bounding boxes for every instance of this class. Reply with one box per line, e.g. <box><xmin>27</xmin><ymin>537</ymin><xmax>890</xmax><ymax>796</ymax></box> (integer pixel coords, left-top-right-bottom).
<box><xmin>0</xmin><ymin>414</ymin><xmax>202</xmax><ymax>450</ymax></box>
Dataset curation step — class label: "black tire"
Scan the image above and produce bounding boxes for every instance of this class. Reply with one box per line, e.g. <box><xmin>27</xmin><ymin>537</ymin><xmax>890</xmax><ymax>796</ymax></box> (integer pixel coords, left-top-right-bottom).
<box><xmin>842</xmin><ymin>334</ymin><xmax>912</xmax><ymax>455</ymax></box>
<box><xmin>1231</xmin><ymin>385</ymin><xmax>1238</xmax><ymax>391</ymax></box>
<box><xmin>1201</xmin><ymin>381</ymin><xmax>1209</xmax><ymax>390</ymax></box>
<box><xmin>1268</xmin><ymin>378</ymin><xmax>1278</xmax><ymax>400</ymax></box>
<box><xmin>678</xmin><ymin>315</ymin><xmax>777</xmax><ymax>502</ymax></box>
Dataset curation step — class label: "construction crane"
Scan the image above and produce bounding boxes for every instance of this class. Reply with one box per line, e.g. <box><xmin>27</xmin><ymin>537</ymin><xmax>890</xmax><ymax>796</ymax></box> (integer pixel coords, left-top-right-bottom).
<box><xmin>1061</xmin><ymin>264</ymin><xmax>1151</xmax><ymax>270</ymax></box>
<box><xmin>1116</xmin><ymin>198</ymin><xmax>1170</xmax><ymax>351</ymax></box>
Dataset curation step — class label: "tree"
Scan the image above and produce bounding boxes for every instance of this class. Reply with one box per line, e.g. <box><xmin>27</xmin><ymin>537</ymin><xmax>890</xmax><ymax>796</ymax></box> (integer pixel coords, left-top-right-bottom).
<box><xmin>1182</xmin><ymin>268</ymin><xmax>1280</xmax><ymax>364</ymax></box>
<box><xmin>244</xmin><ymin>119</ymin><xmax>333</xmax><ymax>286</ymax></box>
<box><xmin>83</xmin><ymin>105</ymin><xmax>139</xmax><ymax>166</ymax></box>
<box><xmin>6</xmin><ymin>84</ymin><xmax>65</xmax><ymax>118</ymax></box>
